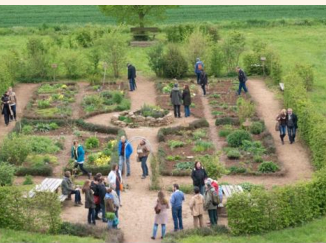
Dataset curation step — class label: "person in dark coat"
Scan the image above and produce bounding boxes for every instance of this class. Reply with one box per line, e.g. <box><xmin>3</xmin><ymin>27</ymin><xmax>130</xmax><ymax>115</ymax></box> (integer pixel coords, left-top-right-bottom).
<box><xmin>182</xmin><ymin>85</ymin><xmax>192</xmax><ymax>118</ymax></box>
<box><xmin>91</xmin><ymin>173</ymin><xmax>102</xmax><ymax>220</ymax></box>
<box><xmin>82</xmin><ymin>179</ymin><xmax>96</xmax><ymax>225</ymax></box>
<box><xmin>287</xmin><ymin>108</ymin><xmax>298</xmax><ymax>144</ymax></box>
<box><xmin>236</xmin><ymin>66</ymin><xmax>248</xmax><ymax>95</ymax></box>
<box><xmin>199</xmin><ymin>70</ymin><xmax>208</xmax><ymax>96</ymax></box>
<box><xmin>170</xmin><ymin>83</ymin><xmax>182</xmax><ymax>118</ymax></box>
<box><xmin>1</xmin><ymin>91</ymin><xmax>11</xmax><ymax>126</ymax></box>
<box><xmin>194</xmin><ymin>58</ymin><xmax>204</xmax><ymax>85</ymax></box>
<box><xmin>191</xmin><ymin>161</ymin><xmax>208</xmax><ymax>195</ymax></box>
<box><xmin>127</xmin><ymin>63</ymin><xmax>136</xmax><ymax>91</ymax></box>
<box><xmin>98</xmin><ymin>177</ymin><xmax>107</xmax><ymax>222</ymax></box>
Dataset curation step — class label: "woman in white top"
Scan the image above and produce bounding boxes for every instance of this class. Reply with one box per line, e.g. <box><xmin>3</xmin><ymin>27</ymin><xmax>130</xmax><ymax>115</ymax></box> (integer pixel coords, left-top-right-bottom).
<box><xmin>107</xmin><ymin>164</ymin><xmax>123</xmax><ymax>201</ymax></box>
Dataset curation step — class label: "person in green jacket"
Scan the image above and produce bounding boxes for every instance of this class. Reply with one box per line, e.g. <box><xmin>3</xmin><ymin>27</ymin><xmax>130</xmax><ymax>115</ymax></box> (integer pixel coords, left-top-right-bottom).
<box><xmin>61</xmin><ymin>171</ymin><xmax>82</xmax><ymax>206</ymax></box>
<box><xmin>204</xmin><ymin>180</ymin><xmax>218</xmax><ymax>225</ymax></box>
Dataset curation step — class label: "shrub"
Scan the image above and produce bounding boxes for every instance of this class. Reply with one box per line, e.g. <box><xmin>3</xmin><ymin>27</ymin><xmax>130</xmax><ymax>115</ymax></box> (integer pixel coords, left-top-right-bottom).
<box><xmin>29</xmin><ymin>136</ymin><xmax>61</xmax><ymax>154</ymax></box>
<box><xmin>15</xmin><ymin>165</ymin><xmax>53</xmax><ymax>176</ymax></box>
<box><xmin>296</xmin><ymin>64</ymin><xmax>314</xmax><ymax>91</ymax></box>
<box><xmin>0</xmin><ymin>162</ymin><xmax>15</xmax><ymax>186</ymax></box>
<box><xmin>162</xmin><ymin>44</ymin><xmax>188</xmax><ymax>79</ymax></box>
<box><xmin>165</xmin><ymin>24</ymin><xmax>195</xmax><ymax>43</ymax></box>
<box><xmin>226</xmin><ymin>130</ymin><xmax>252</xmax><ymax>147</ymax></box>
<box><xmin>237</xmin><ymin>97</ymin><xmax>255</xmax><ymax>123</ymax></box>
<box><xmin>228</xmin><ymin>166</ymin><xmax>247</xmax><ymax>174</ymax></box>
<box><xmin>174</xmin><ymin>162</ymin><xmax>193</xmax><ymax>172</ymax></box>
<box><xmin>168</xmin><ymin>140</ymin><xmax>185</xmax><ymax>150</ymax></box>
<box><xmin>192</xmin><ymin>140</ymin><xmax>214</xmax><ymax>152</ymax></box>
<box><xmin>23</xmin><ymin>175</ymin><xmax>34</xmax><ymax>185</ymax></box>
<box><xmin>218</xmin><ymin>125</ymin><xmax>233</xmax><ymax>137</ymax></box>
<box><xmin>250</xmin><ymin>121</ymin><xmax>264</xmax><ymax>134</ymax></box>
<box><xmin>227</xmin><ymin>149</ymin><xmax>241</xmax><ymax>160</ymax></box>
<box><xmin>22</xmin><ymin>125</ymin><xmax>33</xmax><ymax>134</ymax></box>
<box><xmin>239</xmin><ymin>182</ymin><xmax>264</xmax><ymax>192</ymax></box>
<box><xmin>150</xmin><ymin>155</ymin><xmax>161</xmax><ymax>190</ymax></box>
<box><xmin>37</xmin><ymin>100</ymin><xmax>51</xmax><ymax>109</ymax></box>
<box><xmin>0</xmin><ymin>134</ymin><xmax>31</xmax><ymax>165</ymax></box>
<box><xmin>192</xmin><ymin>129</ymin><xmax>207</xmax><ymax>140</ymax></box>
<box><xmin>215</xmin><ymin>117</ymin><xmax>240</xmax><ymax>126</ymax></box>
<box><xmin>85</xmin><ymin>137</ymin><xmax>100</xmax><ymax>149</ymax></box>
<box><xmin>199</xmin><ymin>154</ymin><xmax>227</xmax><ymax>179</ymax></box>
<box><xmin>209</xmin><ymin>45</ymin><xmax>224</xmax><ymax>77</ymax></box>
<box><xmin>258</xmin><ymin>161</ymin><xmax>279</xmax><ymax>173</ymax></box>
<box><xmin>148</xmin><ymin>43</ymin><xmax>165</xmax><ymax>77</ymax></box>
<box><xmin>139</xmin><ymin>104</ymin><xmax>168</xmax><ymax>118</ymax></box>
<box><xmin>242</xmin><ymin>140</ymin><xmax>266</xmax><ymax>156</ymax></box>
<box><xmin>254</xmin><ymin>155</ymin><xmax>263</xmax><ymax>163</ymax></box>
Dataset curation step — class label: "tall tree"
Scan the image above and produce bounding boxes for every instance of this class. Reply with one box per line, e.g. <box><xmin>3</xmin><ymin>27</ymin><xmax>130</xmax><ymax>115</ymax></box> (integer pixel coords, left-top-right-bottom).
<box><xmin>98</xmin><ymin>6</ymin><xmax>177</xmax><ymax>28</ymax></box>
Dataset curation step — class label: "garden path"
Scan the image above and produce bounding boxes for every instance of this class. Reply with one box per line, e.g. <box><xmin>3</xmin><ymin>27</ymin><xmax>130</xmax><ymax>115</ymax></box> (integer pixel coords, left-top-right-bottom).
<box><xmin>0</xmin><ymin>83</ymin><xmax>38</xmax><ymax>142</ymax></box>
<box><xmin>72</xmin><ymin>82</ymin><xmax>89</xmax><ymax>119</ymax></box>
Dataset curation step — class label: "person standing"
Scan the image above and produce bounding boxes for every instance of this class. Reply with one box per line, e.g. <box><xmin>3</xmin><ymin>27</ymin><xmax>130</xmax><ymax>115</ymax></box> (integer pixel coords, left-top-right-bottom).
<box><xmin>61</xmin><ymin>171</ymin><xmax>82</xmax><ymax>206</ymax></box>
<box><xmin>189</xmin><ymin>186</ymin><xmax>205</xmax><ymax>228</ymax></box>
<box><xmin>191</xmin><ymin>161</ymin><xmax>207</xmax><ymax>195</ymax></box>
<box><xmin>137</xmin><ymin>139</ymin><xmax>150</xmax><ymax>179</ymax></box>
<box><xmin>287</xmin><ymin>108</ymin><xmax>298</xmax><ymax>144</ymax></box>
<box><xmin>82</xmin><ymin>179</ymin><xmax>96</xmax><ymax>225</ymax></box>
<box><xmin>276</xmin><ymin>109</ymin><xmax>287</xmax><ymax>145</ymax></box>
<box><xmin>71</xmin><ymin>140</ymin><xmax>91</xmax><ymax>179</ymax></box>
<box><xmin>199</xmin><ymin>69</ymin><xmax>208</xmax><ymax>96</ymax></box>
<box><xmin>1</xmin><ymin>91</ymin><xmax>11</xmax><ymax>126</ymax></box>
<box><xmin>182</xmin><ymin>85</ymin><xmax>191</xmax><ymax>118</ymax></box>
<box><xmin>8</xmin><ymin>87</ymin><xmax>17</xmax><ymax>121</ymax></box>
<box><xmin>108</xmin><ymin>164</ymin><xmax>123</xmax><ymax>202</ymax></box>
<box><xmin>151</xmin><ymin>191</ymin><xmax>169</xmax><ymax>240</ymax></box>
<box><xmin>118</xmin><ymin>136</ymin><xmax>133</xmax><ymax>176</ymax></box>
<box><xmin>127</xmin><ymin>63</ymin><xmax>137</xmax><ymax>92</ymax></box>
<box><xmin>170</xmin><ymin>83</ymin><xmax>182</xmax><ymax>118</ymax></box>
<box><xmin>91</xmin><ymin>174</ymin><xmax>101</xmax><ymax>220</ymax></box>
<box><xmin>170</xmin><ymin>184</ymin><xmax>185</xmax><ymax>232</ymax></box>
<box><xmin>194</xmin><ymin>58</ymin><xmax>204</xmax><ymax>85</ymax></box>
<box><xmin>204</xmin><ymin>180</ymin><xmax>218</xmax><ymax>226</ymax></box>
<box><xmin>236</xmin><ymin>66</ymin><xmax>248</xmax><ymax>95</ymax></box>
<box><xmin>98</xmin><ymin>177</ymin><xmax>107</xmax><ymax>222</ymax></box>
<box><xmin>105</xmin><ymin>187</ymin><xmax>120</xmax><ymax>218</ymax></box>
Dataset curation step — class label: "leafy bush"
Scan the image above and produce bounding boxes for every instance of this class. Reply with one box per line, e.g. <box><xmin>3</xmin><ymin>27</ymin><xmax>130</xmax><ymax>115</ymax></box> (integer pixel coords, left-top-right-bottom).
<box><xmin>258</xmin><ymin>161</ymin><xmax>279</xmax><ymax>173</ymax></box>
<box><xmin>242</xmin><ymin>140</ymin><xmax>266</xmax><ymax>156</ymax></box>
<box><xmin>296</xmin><ymin>64</ymin><xmax>314</xmax><ymax>91</ymax></box>
<box><xmin>237</xmin><ymin>97</ymin><xmax>255</xmax><ymax>123</ymax></box>
<box><xmin>218</xmin><ymin>125</ymin><xmax>233</xmax><ymax>137</ymax></box>
<box><xmin>192</xmin><ymin>129</ymin><xmax>207</xmax><ymax>140</ymax></box>
<box><xmin>139</xmin><ymin>104</ymin><xmax>168</xmax><ymax>118</ymax></box>
<box><xmin>150</xmin><ymin>155</ymin><xmax>161</xmax><ymax>191</ymax></box>
<box><xmin>199</xmin><ymin>154</ymin><xmax>227</xmax><ymax>179</ymax></box>
<box><xmin>227</xmin><ymin>149</ymin><xmax>241</xmax><ymax>160</ymax></box>
<box><xmin>254</xmin><ymin>155</ymin><xmax>263</xmax><ymax>163</ymax></box>
<box><xmin>37</xmin><ymin>99</ymin><xmax>51</xmax><ymax>109</ymax></box>
<box><xmin>85</xmin><ymin>137</ymin><xmax>100</xmax><ymax>149</ymax></box>
<box><xmin>0</xmin><ymin>134</ymin><xmax>31</xmax><ymax>165</ymax></box>
<box><xmin>209</xmin><ymin>45</ymin><xmax>224</xmax><ymax>77</ymax></box>
<box><xmin>226</xmin><ymin>130</ymin><xmax>252</xmax><ymax>147</ymax></box>
<box><xmin>165</xmin><ymin>24</ymin><xmax>195</xmax><ymax>43</ymax></box>
<box><xmin>23</xmin><ymin>175</ymin><xmax>34</xmax><ymax>185</ymax></box>
<box><xmin>29</xmin><ymin>136</ymin><xmax>61</xmax><ymax>154</ymax></box>
<box><xmin>148</xmin><ymin>43</ymin><xmax>165</xmax><ymax>77</ymax></box>
<box><xmin>34</xmin><ymin>122</ymin><xmax>59</xmax><ymax>132</ymax></box>
<box><xmin>15</xmin><ymin>165</ymin><xmax>53</xmax><ymax>176</ymax></box>
<box><xmin>192</xmin><ymin>140</ymin><xmax>214</xmax><ymax>152</ymax></box>
<box><xmin>239</xmin><ymin>182</ymin><xmax>264</xmax><ymax>192</ymax></box>
<box><xmin>228</xmin><ymin>166</ymin><xmax>247</xmax><ymax>174</ymax></box>
<box><xmin>162</xmin><ymin>44</ymin><xmax>188</xmax><ymax>79</ymax></box>
<box><xmin>174</xmin><ymin>162</ymin><xmax>193</xmax><ymax>171</ymax></box>
<box><xmin>0</xmin><ymin>162</ymin><xmax>15</xmax><ymax>186</ymax></box>
<box><xmin>215</xmin><ymin>117</ymin><xmax>240</xmax><ymax>126</ymax></box>
<box><xmin>22</xmin><ymin>125</ymin><xmax>33</xmax><ymax>134</ymax></box>
<box><xmin>168</xmin><ymin>140</ymin><xmax>185</xmax><ymax>150</ymax></box>
<box><xmin>250</xmin><ymin>121</ymin><xmax>264</xmax><ymax>134</ymax></box>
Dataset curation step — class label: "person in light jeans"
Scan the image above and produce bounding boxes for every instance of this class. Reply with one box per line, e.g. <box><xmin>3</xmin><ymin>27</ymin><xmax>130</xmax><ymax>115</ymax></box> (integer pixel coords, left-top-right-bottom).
<box><xmin>137</xmin><ymin>139</ymin><xmax>150</xmax><ymax>179</ymax></box>
<box><xmin>117</xmin><ymin>136</ymin><xmax>133</xmax><ymax>176</ymax></box>
<box><xmin>170</xmin><ymin>184</ymin><xmax>185</xmax><ymax>232</ymax></box>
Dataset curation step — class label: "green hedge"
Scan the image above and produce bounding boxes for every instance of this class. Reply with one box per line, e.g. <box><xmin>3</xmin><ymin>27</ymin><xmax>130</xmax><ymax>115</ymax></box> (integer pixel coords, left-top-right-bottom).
<box><xmin>15</xmin><ymin>165</ymin><xmax>53</xmax><ymax>176</ymax></box>
<box><xmin>63</xmin><ymin>165</ymin><xmax>111</xmax><ymax>176</ymax></box>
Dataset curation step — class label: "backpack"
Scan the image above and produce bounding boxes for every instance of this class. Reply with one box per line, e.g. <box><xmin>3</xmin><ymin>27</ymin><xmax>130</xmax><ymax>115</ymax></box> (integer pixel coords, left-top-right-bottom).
<box><xmin>211</xmin><ymin>189</ymin><xmax>220</xmax><ymax>206</ymax></box>
<box><xmin>197</xmin><ymin>63</ymin><xmax>203</xmax><ymax>71</ymax></box>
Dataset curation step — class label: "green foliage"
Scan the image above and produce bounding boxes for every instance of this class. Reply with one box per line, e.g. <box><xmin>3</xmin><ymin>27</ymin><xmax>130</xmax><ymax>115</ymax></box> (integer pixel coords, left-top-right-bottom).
<box><xmin>242</xmin><ymin>140</ymin><xmax>266</xmax><ymax>156</ymax></box>
<box><xmin>162</xmin><ymin>44</ymin><xmax>188</xmax><ymax>79</ymax></box>
<box><xmin>218</xmin><ymin>125</ymin><xmax>233</xmax><ymax>137</ymax></box>
<box><xmin>60</xmin><ymin>49</ymin><xmax>88</xmax><ymax>79</ymax></box>
<box><xmin>150</xmin><ymin>155</ymin><xmax>161</xmax><ymax>190</ymax></box>
<box><xmin>226</xmin><ymin>129</ymin><xmax>252</xmax><ymax>147</ymax></box>
<box><xmin>0</xmin><ymin>62</ymin><xmax>14</xmax><ymax>96</ymax></box>
<box><xmin>239</xmin><ymin>182</ymin><xmax>264</xmax><ymax>192</ymax></box>
<box><xmin>227</xmin><ymin>149</ymin><xmax>241</xmax><ymax>160</ymax></box>
<box><xmin>168</xmin><ymin>140</ymin><xmax>185</xmax><ymax>150</ymax></box>
<box><xmin>236</xmin><ymin>97</ymin><xmax>255</xmax><ymax>123</ymax></box>
<box><xmin>228</xmin><ymin>165</ymin><xmax>247</xmax><ymax>174</ymax></box>
<box><xmin>0</xmin><ymin>162</ymin><xmax>15</xmax><ymax>186</ymax></box>
<box><xmin>165</xmin><ymin>24</ymin><xmax>195</xmax><ymax>43</ymax></box>
<box><xmin>22</xmin><ymin>125</ymin><xmax>33</xmax><ymax>134</ymax></box>
<box><xmin>250</xmin><ymin>121</ymin><xmax>264</xmax><ymax>134</ymax></box>
<box><xmin>37</xmin><ymin>100</ymin><xmax>51</xmax><ymax>109</ymax></box>
<box><xmin>192</xmin><ymin>129</ymin><xmax>207</xmax><ymax>140</ymax></box>
<box><xmin>139</xmin><ymin>104</ymin><xmax>168</xmax><ymax>118</ymax></box>
<box><xmin>199</xmin><ymin>154</ymin><xmax>227</xmax><ymax>179</ymax></box>
<box><xmin>175</xmin><ymin>162</ymin><xmax>193</xmax><ymax>171</ymax></box>
<box><xmin>258</xmin><ymin>161</ymin><xmax>279</xmax><ymax>173</ymax></box>
<box><xmin>215</xmin><ymin>117</ymin><xmax>240</xmax><ymax>126</ymax></box>
<box><xmin>148</xmin><ymin>43</ymin><xmax>165</xmax><ymax>77</ymax></box>
<box><xmin>209</xmin><ymin>45</ymin><xmax>224</xmax><ymax>77</ymax></box>
<box><xmin>23</xmin><ymin>175</ymin><xmax>34</xmax><ymax>185</ymax></box>
<box><xmin>15</xmin><ymin>165</ymin><xmax>53</xmax><ymax>176</ymax></box>
<box><xmin>0</xmin><ymin>133</ymin><xmax>32</xmax><ymax>165</ymax></box>
<box><xmin>166</xmin><ymin>155</ymin><xmax>182</xmax><ymax>161</ymax></box>
<box><xmin>85</xmin><ymin>137</ymin><xmax>100</xmax><ymax>149</ymax></box>
<box><xmin>296</xmin><ymin>63</ymin><xmax>314</xmax><ymax>91</ymax></box>
<box><xmin>34</xmin><ymin>122</ymin><xmax>59</xmax><ymax>132</ymax></box>
<box><xmin>28</xmin><ymin>136</ymin><xmax>62</xmax><ymax>154</ymax></box>
<box><xmin>168</xmin><ymin>184</ymin><xmax>194</xmax><ymax>194</ymax></box>
<box><xmin>254</xmin><ymin>155</ymin><xmax>263</xmax><ymax>163</ymax></box>
<box><xmin>192</xmin><ymin>140</ymin><xmax>214</xmax><ymax>152</ymax></box>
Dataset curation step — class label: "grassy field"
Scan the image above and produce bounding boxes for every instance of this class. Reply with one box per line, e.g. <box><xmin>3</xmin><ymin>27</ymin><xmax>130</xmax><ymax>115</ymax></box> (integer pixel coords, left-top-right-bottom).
<box><xmin>174</xmin><ymin>217</ymin><xmax>326</xmax><ymax>243</ymax></box>
<box><xmin>0</xmin><ymin>228</ymin><xmax>101</xmax><ymax>243</ymax></box>
<box><xmin>0</xmin><ymin>6</ymin><xmax>326</xmax><ymax>27</ymax></box>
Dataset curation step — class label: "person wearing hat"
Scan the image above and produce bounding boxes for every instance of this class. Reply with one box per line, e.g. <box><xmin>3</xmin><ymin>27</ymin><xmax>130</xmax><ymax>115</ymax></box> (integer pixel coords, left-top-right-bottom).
<box><xmin>137</xmin><ymin>139</ymin><xmax>150</xmax><ymax>179</ymax></box>
<box><xmin>170</xmin><ymin>83</ymin><xmax>182</xmax><ymax>118</ymax></box>
<box><xmin>127</xmin><ymin>63</ymin><xmax>137</xmax><ymax>92</ymax></box>
<box><xmin>194</xmin><ymin>58</ymin><xmax>204</xmax><ymax>85</ymax></box>
<box><xmin>204</xmin><ymin>180</ymin><xmax>218</xmax><ymax>226</ymax></box>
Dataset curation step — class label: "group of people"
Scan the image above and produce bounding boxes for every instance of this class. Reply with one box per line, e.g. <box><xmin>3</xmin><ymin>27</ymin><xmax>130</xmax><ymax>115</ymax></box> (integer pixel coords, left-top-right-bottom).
<box><xmin>276</xmin><ymin>108</ymin><xmax>298</xmax><ymax>144</ymax></box>
<box><xmin>1</xmin><ymin>87</ymin><xmax>17</xmax><ymax>126</ymax></box>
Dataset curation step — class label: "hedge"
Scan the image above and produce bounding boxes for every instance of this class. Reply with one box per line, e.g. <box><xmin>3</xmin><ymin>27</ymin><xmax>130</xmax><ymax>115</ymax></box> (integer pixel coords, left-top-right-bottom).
<box><xmin>63</xmin><ymin>165</ymin><xmax>111</xmax><ymax>176</ymax></box>
<box><xmin>15</xmin><ymin>165</ymin><xmax>53</xmax><ymax>176</ymax></box>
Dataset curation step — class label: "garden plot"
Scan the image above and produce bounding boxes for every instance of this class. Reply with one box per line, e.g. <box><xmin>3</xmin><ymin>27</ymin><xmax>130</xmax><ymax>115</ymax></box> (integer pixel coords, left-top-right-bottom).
<box><xmin>25</xmin><ymin>83</ymin><xmax>78</xmax><ymax>119</ymax></box>
<box><xmin>155</xmin><ymin>80</ymin><xmax>205</xmax><ymax>118</ymax></box>
<box><xmin>210</xmin><ymin>80</ymin><xmax>283</xmax><ymax>176</ymax></box>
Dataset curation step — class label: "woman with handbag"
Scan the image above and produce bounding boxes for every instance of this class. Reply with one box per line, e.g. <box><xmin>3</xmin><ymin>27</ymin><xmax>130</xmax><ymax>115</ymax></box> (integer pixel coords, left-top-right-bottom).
<box><xmin>276</xmin><ymin>109</ymin><xmax>287</xmax><ymax>145</ymax></box>
<box><xmin>151</xmin><ymin>191</ymin><xmax>169</xmax><ymax>240</ymax></box>
<box><xmin>137</xmin><ymin>139</ymin><xmax>150</xmax><ymax>179</ymax></box>
<box><xmin>108</xmin><ymin>164</ymin><xmax>123</xmax><ymax>203</ymax></box>
<box><xmin>91</xmin><ymin>173</ymin><xmax>101</xmax><ymax>220</ymax></box>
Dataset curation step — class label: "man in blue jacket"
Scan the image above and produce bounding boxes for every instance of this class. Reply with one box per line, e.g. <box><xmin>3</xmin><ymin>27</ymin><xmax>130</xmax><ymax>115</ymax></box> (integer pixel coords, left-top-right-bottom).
<box><xmin>170</xmin><ymin>184</ymin><xmax>185</xmax><ymax>232</ymax></box>
<box><xmin>236</xmin><ymin>66</ymin><xmax>248</xmax><ymax>95</ymax></box>
<box><xmin>72</xmin><ymin>140</ymin><xmax>91</xmax><ymax>179</ymax></box>
<box><xmin>118</xmin><ymin>136</ymin><xmax>133</xmax><ymax>176</ymax></box>
<box><xmin>194</xmin><ymin>58</ymin><xmax>204</xmax><ymax>85</ymax></box>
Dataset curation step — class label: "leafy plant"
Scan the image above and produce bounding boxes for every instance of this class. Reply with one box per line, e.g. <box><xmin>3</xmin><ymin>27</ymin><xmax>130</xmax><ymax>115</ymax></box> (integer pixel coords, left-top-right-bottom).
<box><xmin>85</xmin><ymin>137</ymin><xmax>100</xmax><ymax>149</ymax></box>
<box><xmin>0</xmin><ymin>134</ymin><xmax>31</xmax><ymax>165</ymax></box>
<box><xmin>228</xmin><ymin>165</ymin><xmax>247</xmax><ymax>174</ymax></box>
<box><xmin>237</xmin><ymin>97</ymin><xmax>256</xmax><ymax>123</ymax></box>
<box><xmin>166</xmin><ymin>155</ymin><xmax>182</xmax><ymax>161</ymax></box>
<box><xmin>139</xmin><ymin>104</ymin><xmax>168</xmax><ymax>118</ymax></box>
<box><xmin>258</xmin><ymin>161</ymin><xmax>279</xmax><ymax>173</ymax></box>
<box><xmin>192</xmin><ymin>140</ymin><xmax>214</xmax><ymax>152</ymax></box>
<box><xmin>227</xmin><ymin>130</ymin><xmax>252</xmax><ymax>147</ymax></box>
<box><xmin>192</xmin><ymin>129</ymin><xmax>207</xmax><ymax>140</ymax></box>
<box><xmin>23</xmin><ymin>175</ymin><xmax>34</xmax><ymax>185</ymax></box>
<box><xmin>239</xmin><ymin>182</ymin><xmax>264</xmax><ymax>192</ymax></box>
<box><xmin>175</xmin><ymin>162</ymin><xmax>193</xmax><ymax>171</ymax></box>
<box><xmin>242</xmin><ymin>140</ymin><xmax>266</xmax><ymax>156</ymax></box>
<box><xmin>22</xmin><ymin>125</ymin><xmax>33</xmax><ymax>135</ymax></box>
<box><xmin>199</xmin><ymin>154</ymin><xmax>227</xmax><ymax>179</ymax></box>
<box><xmin>218</xmin><ymin>125</ymin><xmax>233</xmax><ymax>137</ymax></box>
<box><xmin>254</xmin><ymin>155</ymin><xmax>263</xmax><ymax>163</ymax></box>
<box><xmin>37</xmin><ymin>99</ymin><xmax>51</xmax><ymax>109</ymax></box>
<box><xmin>250</xmin><ymin>121</ymin><xmax>264</xmax><ymax>135</ymax></box>
<box><xmin>168</xmin><ymin>140</ymin><xmax>185</xmax><ymax>150</ymax></box>
<box><xmin>0</xmin><ymin>162</ymin><xmax>15</xmax><ymax>186</ymax></box>
<box><xmin>227</xmin><ymin>149</ymin><xmax>241</xmax><ymax>160</ymax></box>
<box><xmin>162</xmin><ymin>44</ymin><xmax>188</xmax><ymax>79</ymax></box>
<box><xmin>28</xmin><ymin>136</ymin><xmax>62</xmax><ymax>154</ymax></box>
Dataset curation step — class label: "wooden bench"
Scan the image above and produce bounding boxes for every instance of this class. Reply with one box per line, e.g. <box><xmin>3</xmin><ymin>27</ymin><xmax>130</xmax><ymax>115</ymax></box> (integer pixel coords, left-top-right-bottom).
<box><xmin>279</xmin><ymin>83</ymin><xmax>285</xmax><ymax>91</ymax></box>
<box><xmin>29</xmin><ymin>178</ymin><xmax>65</xmax><ymax>201</ymax></box>
<box><xmin>130</xmin><ymin>27</ymin><xmax>159</xmax><ymax>41</ymax></box>
<box><xmin>221</xmin><ymin>185</ymin><xmax>244</xmax><ymax>198</ymax></box>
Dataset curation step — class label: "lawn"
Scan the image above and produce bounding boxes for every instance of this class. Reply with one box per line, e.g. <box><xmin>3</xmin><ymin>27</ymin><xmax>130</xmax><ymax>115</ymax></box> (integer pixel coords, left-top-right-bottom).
<box><xmin>177</xmin><ymin>217</ymin><xmax>326</xmax><ymax>243</ymax></box>
<box><xmin>0</xmin><ymin>228</ymin><xmax>101</xmax><ymax>243</ymax></box>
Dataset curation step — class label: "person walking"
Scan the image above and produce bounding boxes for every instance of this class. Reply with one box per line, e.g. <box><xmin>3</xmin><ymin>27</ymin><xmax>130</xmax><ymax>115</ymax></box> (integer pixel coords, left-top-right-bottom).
<box><xmin>170</xmin><ymin>184</ymin><xmax>185</xmax><ymax>232</ymax></box>
<box><xmin>118</xmin><ymin>136</ymin><xmax>133</xmax><ymax>176</ymax></box>
<box><xmin>182</xmin><ymin>85</ymin><xmax>191</xmax><ymax>118</ymax></box>
<box><xmin>287</xmin><ymin>108</ymin><xmax>298</xmax><ymax>144</ymax></box>
<box><xmin>1</xmin><ymin>91</ymin><xmax>11</xmax><ymax>126</ymax></box>
<box><xmin>204</xmin><ymin>180</ymin><xmax>218</xmax><ymax>226</ymax></box>
<box><xmin>170</xmin><ymin>83</ymin><xmax>182</xmax><ymax>118</ymax></box>
<box><xmin>82</xmin><ymin>179</ymin><xmax>96</xmax><ymax>225</ymax></box>
<box><xmin>191</xmin><ymin>161</ymin><xmax>207</xmax><ymax>195</ymax></box>
<box><xmin>61</xmin><ymin>171</ymin><xmax>82</xmax><ymax>206</ymax></box>
<box><xmin>137</xmin><ymin>139</ymin><xmax>150</xmax><ymax>179</ymax></box>
<box><xmin>194</xmin><ymin>58</ymin><xmax>204</xmax><ymax>85</ymax></box>
<box><xmin>276</xmin><ymin>109</ymin><xmax>287</xmax><ymax>145</ymax></box>
<box><xmin>151</xmin><ymin>191</ymin><xmax>169</xmax><ymax>240</ymax></box>
<box><xmin>8</xmin><ymin>87</ymin><xmax>17</xmax><ymax>121</ymax></box>
<box><xmin>127</xmin><ymin>63</ymin><xmax>137</xmax><ymax>91</ymax></box>
<box><xmin>71</xmin><ymin>140</ymin><xmax>91</xmax><ymax>179</ymax></box>
<box><xmin>189</xmin><ymin>186</ymin><xmax>205</xmax><ymax>228</ymax></box>
<box><xmin>108</xmin><ymin>164</ymin><xmax>123</xmax><ymax>202</ymax></box>
<box><xmin>199</xmin><ymin>69</ymin><xmax>208</xmax><ymax>96</ymax></box>
<box><xmin>236</xmin><ymin>66</ymin><xmax>248</xmax><ymax>95</ymax></box>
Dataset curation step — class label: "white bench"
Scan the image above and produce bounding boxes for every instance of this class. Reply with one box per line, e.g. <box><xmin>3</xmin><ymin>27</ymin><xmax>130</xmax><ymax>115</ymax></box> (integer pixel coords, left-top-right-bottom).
<box><xmin>221</xmin><ymin>185</ymin><xmax>243</xmax><ymax>198</ymax></box>
<box><xmin>29</xmin><ymin>178</ymin><xmax>65</xmax><ymax>201</ymax></box>
<box><xmin>279</xmin><ymin>83</ymin><xmax>285</xmax><ymax>91</ymax></box>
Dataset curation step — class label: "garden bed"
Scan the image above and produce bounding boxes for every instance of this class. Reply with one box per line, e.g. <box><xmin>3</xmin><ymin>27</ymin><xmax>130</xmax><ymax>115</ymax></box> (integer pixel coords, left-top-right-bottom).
<box><xmin>155</xmin><ymin>80</ymin><xmax>205</xmax><ymax>118</ymax></box>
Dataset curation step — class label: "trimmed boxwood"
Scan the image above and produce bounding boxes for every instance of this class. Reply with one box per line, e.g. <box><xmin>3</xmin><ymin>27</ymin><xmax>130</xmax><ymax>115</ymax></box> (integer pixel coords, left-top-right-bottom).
<box><xmin>215</xmin><ymin>117</ymin><xmax>240</xmax><ymax>126</ymax></box>
<box><xmin>63</xmin><ymin>165</ymin><xmax>111</xmax><ymax>176</ymax></box>
<box><xmin>15</xmin><ymin>165</ymin><xmax>53</xmax><ymax>176</ymax></box>
<box><xmin>226</xmin><ymin>130</ymin><xmax>252</xmax><ymax>147</ymax></box>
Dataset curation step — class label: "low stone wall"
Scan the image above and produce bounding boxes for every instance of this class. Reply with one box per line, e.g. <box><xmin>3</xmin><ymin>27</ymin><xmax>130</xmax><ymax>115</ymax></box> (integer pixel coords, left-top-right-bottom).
<box><xmin>111</xmin><ymin>111</ymin><xmax>174</xmax><ymax>128</ymax></box>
